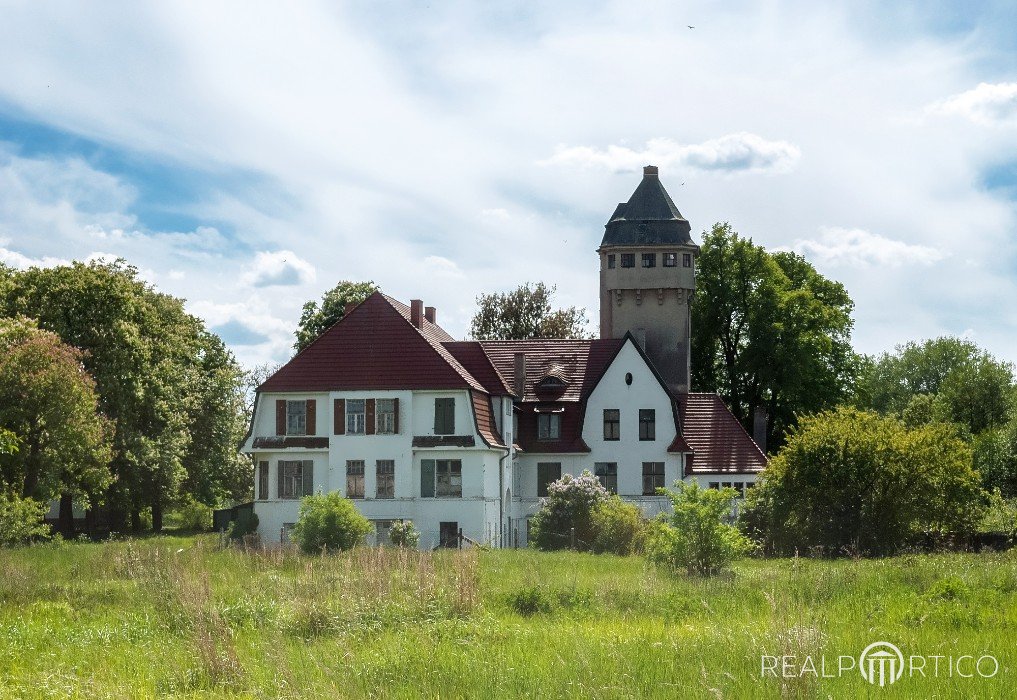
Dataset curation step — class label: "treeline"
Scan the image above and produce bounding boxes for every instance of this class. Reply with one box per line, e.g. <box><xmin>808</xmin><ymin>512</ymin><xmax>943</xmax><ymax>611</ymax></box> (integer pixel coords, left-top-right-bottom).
<box><xmin>0</xmin><ymin>260</ymin><xmax>250</xmax><ymax>536</ymax></box>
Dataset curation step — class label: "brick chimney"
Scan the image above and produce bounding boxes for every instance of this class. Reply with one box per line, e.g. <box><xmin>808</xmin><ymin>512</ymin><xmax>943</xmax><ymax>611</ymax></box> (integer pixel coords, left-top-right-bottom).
<box><xmin>410</xmin><ymin>299</ymin><xmax>423</xmax><ymax>328</ymax></box>
<box><xmin>643</xmin><ymin>165</ymin><xmax>658</xmax><ymax>176</ymax></box>
<box><xmin>513</xmin><ymin>352</ymin><xmax>526</xmax><ymax>398</ymax></box>
<box><xmin>424</xmin><ymin>306</ymin><xmax>436</xmax><ymax>324</ymax></box>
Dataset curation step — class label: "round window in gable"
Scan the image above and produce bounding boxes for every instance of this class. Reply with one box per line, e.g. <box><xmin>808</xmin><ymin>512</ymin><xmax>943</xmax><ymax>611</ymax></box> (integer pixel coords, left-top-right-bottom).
<box><xmin>625</xmin><ymin>372</ymin><xmax>633</xmax><ymax>385</ymax></box>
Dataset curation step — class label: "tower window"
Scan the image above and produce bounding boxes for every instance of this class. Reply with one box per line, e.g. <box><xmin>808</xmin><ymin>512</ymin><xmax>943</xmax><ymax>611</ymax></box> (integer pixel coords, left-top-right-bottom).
<box><xmin>683</xmin><ymin>253</ymin><xmax>692</xmax><ymax>268</ymax></box>
<box><xmin>607</xmin><ymin>254</ymin><xmax>616</xmax><ymax>269</ymax></box>
<box><xmin>620</xmin><ymin>253</ymin><xmax>635</xmax><ymax>268</ymax></box>
<box><xmin>663</xmin><ymin>252</ymin><xmax>678</xmax><ymax>267</ymax></box>
<box><xmin>641</xmin><ymin>253</ymin><xmax>656</xmax><ymax>268</ymax></box>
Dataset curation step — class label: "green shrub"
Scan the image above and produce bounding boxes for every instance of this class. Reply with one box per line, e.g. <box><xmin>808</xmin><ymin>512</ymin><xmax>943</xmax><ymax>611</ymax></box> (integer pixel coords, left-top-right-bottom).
<box><xmin>529</xmin><ymin>470</ymin><xmax>609</xmax><ymax>551</ymax></box>
<box><xmin>291</xmin><ymin>492</ymin><xmax>371</xmax><ymax>554</ymax></box>
<box><xmin>0</xmin><ymin>492</ymin><xmax>50</xmax><ymax>546</ymax></box>
<box><xmin>173</xmin><ymin>497</ymin><xmax>213</xmax><ymax>531</ymax></box>
<box><xmin>388</xmin><ymin>519</ymin><xmax>420</xmax><ymax>548</ymax></box>
<box><xmin>979</xmin><ymin>489</ymin><xmax>1017</xmax><ymax>536</ymax></box>
<box><xmin>504</xmin><ymin>584</ymin><xmax>555</xmax><ymax>616</ymax></box>
<box><xmin>646</xmin><ymin>482</ymin><xmax>753</xmax><ymax>576</ymax></box>
<box><xmin>590</xmin><ymin>496</ymin><xmax>646</xmax><ymax>555</ymax></box>
<box><xmin>228</xmin><ymin>509</ymin><xmax>259</xmax><ymax>540</ymax></box>
<box><xmin>746</xmin><ymin>408</ymin><xmax>986</xmax><ymax>555</ymax></box>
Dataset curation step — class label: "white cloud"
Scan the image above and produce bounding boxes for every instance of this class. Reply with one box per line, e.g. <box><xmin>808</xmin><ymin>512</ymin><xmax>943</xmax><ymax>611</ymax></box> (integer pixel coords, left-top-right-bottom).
<box><xmin>928</xmin><ymin>82</ymin><xmax>1017</xmax><ymax>126</ymax></box>
<box><xmin>789</xmin><ymin>228</ymin><xmax>948</xmax><ymax>268</ymax></box>
<box><xmin>242</xmin><ymin>250</ymin><xmax>316</xmax><ymax>287</ymax></box>
<box><xmin>0</xmin><ymin>245</ymin><xmax>70</xmax><ymax>269</ymax></box>
<box><xmin>422</xmin><ymin>255</ymin><xmax>465</xmax><ymax>279</ymax></box>
<box><xmin>538</xmin><ymin>134</ymin><xmax>801</xmax><ymax>175</ymax></box>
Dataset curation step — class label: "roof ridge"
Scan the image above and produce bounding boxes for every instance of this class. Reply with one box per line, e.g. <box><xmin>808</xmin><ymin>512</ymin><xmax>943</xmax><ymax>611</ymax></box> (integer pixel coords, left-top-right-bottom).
<box><xmin>380</xmin><ymin>295</ymin><xmax>487</xmax><ymax>394</ymax></box>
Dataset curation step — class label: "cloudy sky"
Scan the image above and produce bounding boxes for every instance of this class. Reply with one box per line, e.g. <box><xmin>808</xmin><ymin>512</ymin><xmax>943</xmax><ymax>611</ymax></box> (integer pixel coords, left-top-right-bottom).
<box><xmin>1</xmin><ymin>1</ymin><xmax>1016</xmax><ymax>368</ymax></box>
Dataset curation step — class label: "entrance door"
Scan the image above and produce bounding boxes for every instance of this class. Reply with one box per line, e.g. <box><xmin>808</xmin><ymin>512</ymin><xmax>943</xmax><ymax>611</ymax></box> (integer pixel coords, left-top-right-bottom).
<box><xmin>439</xmin><ymin>521</ymin><xmax>459</xmax><ymax>548</ymax></box>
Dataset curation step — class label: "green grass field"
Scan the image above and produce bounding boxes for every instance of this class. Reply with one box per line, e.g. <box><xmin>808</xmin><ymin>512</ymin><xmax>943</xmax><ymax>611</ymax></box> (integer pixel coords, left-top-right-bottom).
<box><xmin>0</xmin><ymin>536</ymin><xmax>1014</xmax><ymax>698</ymax></box>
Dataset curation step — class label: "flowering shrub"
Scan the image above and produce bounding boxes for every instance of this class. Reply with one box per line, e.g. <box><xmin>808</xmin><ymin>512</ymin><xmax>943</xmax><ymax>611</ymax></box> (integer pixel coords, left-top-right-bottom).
<box><xmin>529</xmin><ymin>470</ymin><xmax>610</xmax><ymax>551</ymax></box>
<box><xmin>389</xmin><ymin>519</ymin><xmax>420</xmax><ymax>548</ymax></box>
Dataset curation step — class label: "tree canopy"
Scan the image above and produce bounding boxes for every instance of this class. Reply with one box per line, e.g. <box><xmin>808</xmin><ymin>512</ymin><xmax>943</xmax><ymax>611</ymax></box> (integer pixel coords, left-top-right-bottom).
<box><xmin>0</xmin><ymin>260</ymin><xmax>249</xmax><ymax>531</ymax></box>
<box><xmin>856</xmin><ymin>336</ymin><xmax>1015</xmax><ymax>435</ymax></box>
<box><xmin>470</xmin><ymin>282</ymin><xmax>591</xmax><ymax>340</ymax></box>
<box><xmin>0</xmin><ymin>318</ymin><xmax>112</xmax><ymax>506</ymax></box>
<box><xmin>294</xmin><ymin>280</ymin><xmax>378</xmax><ymax>352</ymax></box>
<box><xmin>691</xmin><ymin>223</ymin><xmax>859</xmax><ymax>450</ymax></box>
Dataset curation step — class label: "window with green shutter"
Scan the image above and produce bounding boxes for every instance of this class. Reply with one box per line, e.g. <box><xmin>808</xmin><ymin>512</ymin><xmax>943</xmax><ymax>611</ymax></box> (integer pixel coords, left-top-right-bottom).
<box><xmin>420</xmin><ymin>459</ymin><xmax>435</xmax><ymax>497</ymax></box>
<box><xmin>434</xmin><ymin>397</ymin><xmax>455</xmax><ymax>434</ymax></box>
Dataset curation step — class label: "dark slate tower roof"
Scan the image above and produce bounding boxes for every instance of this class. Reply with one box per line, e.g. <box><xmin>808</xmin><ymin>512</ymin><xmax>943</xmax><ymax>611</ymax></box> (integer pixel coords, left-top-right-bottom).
<box><xmin>600</xmin><ymin>165</ymin><xmax>694</xmax><ymax>247</ymax></box>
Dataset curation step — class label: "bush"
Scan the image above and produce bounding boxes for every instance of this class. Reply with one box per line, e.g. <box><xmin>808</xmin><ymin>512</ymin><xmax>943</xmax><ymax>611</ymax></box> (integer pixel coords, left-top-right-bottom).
<box><xmin>590</xmin><ymin>496</ymin><xmax>646</xmax><ymax>555</ymax></box>
<box><xmin>746</xmin><ymin>407</ymin><xmax>986</xmax><ymax>556</ymax></box>
<box><xmin>291</xmin><ymin>492</ymin><xmax>371</xmax><ymax>554</ymax></box>
<box><xmin>0</xmin><ymin>492</ymin><xmax>50</xmax><ymax>546</ymax></box>
<box><xmin>228</xmin><ymin>509</ymin><xmax>259</xmax><ymax>540</ymax></box>
<box><xmin>529</xmin><ymin>470</ymin><xmax>609</xmax><ymax>551</ymax></box>
<box><xmin>388</xmin><ymin>519</ymin><xmax>420</xmax><ymax>548</ymax></box>
<box><xmin>646</xmin><ymin>482</ymin><xmax>753</xmax><ymax>576</ymax></box>
<box><xmin>173</xmin><ymin>496</ymin><xmax>213</xmax><ymax>531</ymax></box>
<box><xmin>980</xmin><ymin>489</ymin><xmax>1017</xmax><ymax>537</ymax></box>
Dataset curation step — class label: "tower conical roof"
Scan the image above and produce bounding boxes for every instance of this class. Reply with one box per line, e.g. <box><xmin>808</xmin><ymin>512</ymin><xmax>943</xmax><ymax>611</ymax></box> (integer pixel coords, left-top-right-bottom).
<box><xmin>600</xmin><ymin>166</ymin><xmax>694</xmax><ymax>247</ymax></box>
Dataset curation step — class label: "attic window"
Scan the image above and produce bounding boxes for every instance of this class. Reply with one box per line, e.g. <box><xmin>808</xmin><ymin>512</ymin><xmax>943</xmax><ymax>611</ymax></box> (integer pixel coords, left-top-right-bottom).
<box><xmin>536</xmin><ymin>376</ymin><xmax>567</xmax><ymax>391</ymax></box>
<box><xmin>537</xmin><ymin>413</ymin><xmax>561</xmax><ymax>440</ymax></box>
<box><xmin>663</xmin><ymin>252</ymin><xmax>678</xmax><ymax>267</ymax></box>
<box><xmin>641</xmin><ymin>253</ymin><xmax>656</xmax><ymax>268</ymax></box>
<box><xmin>607</xmin><ymin>254</ymin><xmax>616</xmax><ymax>269</ymax></box>
<box><xmin>620</xmin><ymin>253</ymin><xmax>635</xmax><ymax>268</ymax></box>
<box><xmin>683</xmin><ymin>253</ymin><xmax>692</xmax><ymax>268</ymax></box>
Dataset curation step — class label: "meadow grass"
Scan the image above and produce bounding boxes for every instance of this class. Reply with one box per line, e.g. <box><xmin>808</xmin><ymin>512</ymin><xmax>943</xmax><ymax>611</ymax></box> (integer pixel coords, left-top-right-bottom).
<box><xmin>0</xmin><ymin>536</ymin><xmax>1014</xmax><ymax>698</ymax></box>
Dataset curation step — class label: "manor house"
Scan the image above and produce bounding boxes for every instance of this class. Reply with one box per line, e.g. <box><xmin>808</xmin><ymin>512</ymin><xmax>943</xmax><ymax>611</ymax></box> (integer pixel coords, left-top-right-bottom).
<box><xmin>241</xmin><ymin>166</ymin><xmax>766</xmax><ymax>547</ymax></box>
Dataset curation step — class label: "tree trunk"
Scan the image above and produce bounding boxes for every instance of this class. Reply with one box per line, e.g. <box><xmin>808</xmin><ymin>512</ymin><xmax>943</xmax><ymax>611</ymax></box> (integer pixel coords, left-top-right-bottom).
<box><xmin>58</xmin><ymin>493</ymin><xmax>75</xmax><ymax>538</ymax></box>
<box><xmin>21</xmin><ymin>431</ymin><xmax>42</xmax><ymax>499</ymax></box>
<box><xmin>151</xmin><ymin>500</ymin><xmax>163</xmax><ymax>532</ymax></box>
<box><xmin>131</xmin><ymin>508</ymin><xmax>141</xmax><ymax>532</ymax></box>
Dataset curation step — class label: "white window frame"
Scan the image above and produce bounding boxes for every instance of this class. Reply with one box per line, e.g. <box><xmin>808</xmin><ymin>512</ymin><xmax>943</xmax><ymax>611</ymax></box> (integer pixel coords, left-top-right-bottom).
<box><xmin>346</xmin><ymin>399</ymin><xmax>366</xmax><ymax>435</ymax></box>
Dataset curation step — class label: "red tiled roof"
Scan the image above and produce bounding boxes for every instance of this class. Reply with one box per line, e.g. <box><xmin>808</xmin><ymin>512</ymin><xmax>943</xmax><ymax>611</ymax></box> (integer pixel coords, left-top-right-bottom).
<box><xmin>470</xmin><ymin>390</ymin><xmax>505</xmax><ymax>447</ymax></box>
<box><xmin>258</xmin><ymin>292</ymin><xmax>483</xmax><ymax>392</ymax></box>
<box><xmin>444</xmin><ymin>342</ymin><xmax>514</xmax><ymax>395</ymax></box>
<box><xmin>479</xmin><ymin>339</ymin><xmax>625</xmax><ymax>402</ymax></box>
<box><xmin>680</xmin><ymin>393</ymin><xmax>767</xmax><ymax>474</ymax></box>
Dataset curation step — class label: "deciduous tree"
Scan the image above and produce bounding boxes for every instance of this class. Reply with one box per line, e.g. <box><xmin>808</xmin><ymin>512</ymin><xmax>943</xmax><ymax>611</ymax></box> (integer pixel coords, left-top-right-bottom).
<box><xmin>691</xmin><ymin>223</ymin><xmax>858</xmax><ymax>450</ymax></box>
<box><xmin>0</xmin><ymin>318</ymin><xmax>112</xmax><ymax>535</ymax></box>
<box><xmin>470</xmin><ymin>282</ymin><xmax>591</xmax><ymax>340</ymax></box>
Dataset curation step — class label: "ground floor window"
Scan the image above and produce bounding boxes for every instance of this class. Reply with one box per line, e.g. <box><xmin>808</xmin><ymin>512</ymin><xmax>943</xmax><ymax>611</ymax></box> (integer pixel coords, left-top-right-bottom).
<box><xmin>376</xmin><ymin>460</ymin><xmax>395</xmax><ymax>498</ymax></box>
<box><xmin>421</xmin><ymin>459</ymin><xmax>462</xmax><ymax>497</ymax></box>
<box><xmin>373</xmin><ymin>519</ymin><xmax>394</xmax><ymax>545</ymax></box>
<box><xmin>346</xmin><ymin>460</ymin><xmax>365</xmax><ymax>498</ymax></box>
<box><xmin>594</xmin><ymin>462</ymin><xmax>617</xmax><ymax>494</ymax></box>
<box><xmin>642</xmin><ymin>462</ymin><xmax>664</xmax><ymax>495</ymax></box>
<box><xmin>278</xmin><ymin>460</ymin><xmax>313</xmax><ymax>499</ymax></box>
<box><xmin>537</xmin><ymin>462</ymin><xmax>561</xmax><ymax>497</ymax></box>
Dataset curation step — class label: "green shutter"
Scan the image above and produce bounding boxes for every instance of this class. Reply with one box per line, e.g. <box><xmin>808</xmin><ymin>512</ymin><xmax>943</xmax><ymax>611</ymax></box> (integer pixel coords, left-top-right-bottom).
<box><xmin>421</xmin><ymin>459</ymin><xmax>435</xmax><ymax>497</ymax></box>
<box><xmin>302</xmin><ymin>461</ymin><xmax>314</xmax><ymax>496</ymax></box>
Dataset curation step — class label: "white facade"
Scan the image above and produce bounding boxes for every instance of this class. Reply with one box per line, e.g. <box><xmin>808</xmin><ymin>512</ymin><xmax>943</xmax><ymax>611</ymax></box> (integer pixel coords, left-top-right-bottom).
<box><xmin>244</xmin><ymin>388</ymin><xmax>512</xmax><ymax>549</ymax></box>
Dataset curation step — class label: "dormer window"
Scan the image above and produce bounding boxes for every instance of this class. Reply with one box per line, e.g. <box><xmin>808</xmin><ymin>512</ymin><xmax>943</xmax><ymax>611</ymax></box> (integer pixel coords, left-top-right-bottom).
<box><xmin>620</xmin><ymin>253</ymin><xmax>635</xmax><ymax>268</ymax></box>
<box><xmin>641</xmin><ymin>253</ymin><xmax>656</xmax><ymax>268</ymax></box>
<box><xmin>536</xmin><ymin>376</ymin><xmax>566</xmax><ymax>392</ymax></box>
<box><xmin>663</xmin><ymin>252</ymin><xmax>678</xmax><ymax>267</ymax></box>
<box><xmin>537</xmin><ymin>413</ymin><xmax>561</xmax><ymax>440</ymax></box>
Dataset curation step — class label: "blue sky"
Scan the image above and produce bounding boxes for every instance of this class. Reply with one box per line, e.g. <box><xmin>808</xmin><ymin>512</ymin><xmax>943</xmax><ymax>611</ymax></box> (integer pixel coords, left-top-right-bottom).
<box><xmin>1</xmin><ymin>1</ymin><xmax>1016</xmax><ymax>368</ymax></box>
